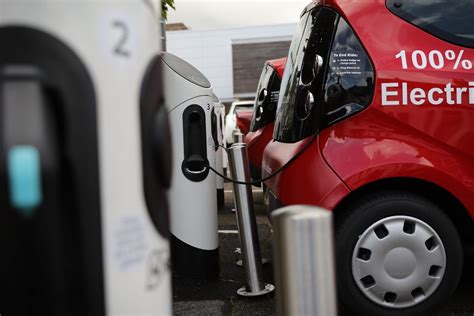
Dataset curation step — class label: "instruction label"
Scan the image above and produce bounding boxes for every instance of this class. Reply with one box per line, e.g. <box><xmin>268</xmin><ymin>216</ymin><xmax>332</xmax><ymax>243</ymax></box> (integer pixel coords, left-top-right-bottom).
<box><xmin>331</xmin><ymin>52</ymin><xmax>362</xmax><ymax>76</ymax></box>
<box><xmin>113</xmin><ymin>216</ymin><xmax>148</xmax><ymax>269</ymax></box>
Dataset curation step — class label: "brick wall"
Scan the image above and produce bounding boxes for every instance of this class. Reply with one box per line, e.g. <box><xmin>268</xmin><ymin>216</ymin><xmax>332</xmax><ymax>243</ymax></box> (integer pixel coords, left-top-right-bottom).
<box><xmin>232</xmin><ymin>41</ymin><xmax>290</xmax><ymax>95</ymax></box>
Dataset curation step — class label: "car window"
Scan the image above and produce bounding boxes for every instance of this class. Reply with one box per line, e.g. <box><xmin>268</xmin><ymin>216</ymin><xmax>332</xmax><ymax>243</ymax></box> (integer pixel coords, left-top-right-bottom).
<box><xmin>386</xmin><ymin>0</ymin><xmax>474</xmax><ymax>48</ymax></box>
<box><xmin>323</xmin><ymin>17</ymin><xmax>375</xmax><ymax>125</ymax></box>
<box><xmin>250</xmin><ymin>65</ymin><xmax>282</xmax><ymax>132</ymax></box>
<box><xmin>274</xmin><ymin>7</ymin><xmax>338</xmax><ymax>143</ymax></box>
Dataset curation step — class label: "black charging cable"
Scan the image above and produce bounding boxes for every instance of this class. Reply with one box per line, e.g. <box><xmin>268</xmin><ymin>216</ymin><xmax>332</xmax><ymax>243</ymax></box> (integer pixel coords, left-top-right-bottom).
<box><xmin>204</xmin><ymin>132</ymin><xmax>319</xmax><ymax>185</ymax></box>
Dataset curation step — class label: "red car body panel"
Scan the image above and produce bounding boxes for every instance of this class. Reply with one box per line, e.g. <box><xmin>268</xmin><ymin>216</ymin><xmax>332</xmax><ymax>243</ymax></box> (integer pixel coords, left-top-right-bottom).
<box><xmin>262</xmin><ymin>136</ymin><xmax>350</xmax><ymax>210</ymax></box>
<box><xmin>236</xmin><ymin>110</ymin><xmax>253</xmax><ymax>135</ymax></box>
<box><xmin>269</xmin><ymin>57</ymin><xmax>286</xmax><ymax>78</ymax></box>
<box><xmin>263</xmin><ymin>0</ymin><xmax>474</xmax><ymax>221</ymax></box>
<box><xmin>320</xmin><ymin>109</ymin><xmax>474</xmax><ymax>217</ymax></box>
<box><xmin>245</xmin><ymin>122</ymin><xmax>274</xmax><ymax>173</ymax></box>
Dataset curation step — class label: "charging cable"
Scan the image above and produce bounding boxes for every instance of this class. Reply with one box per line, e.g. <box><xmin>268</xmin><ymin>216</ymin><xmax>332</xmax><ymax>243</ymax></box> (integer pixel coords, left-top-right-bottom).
<box><xmin>204</xmin><ymin>132</ymin><xmax>318</xmax><ymax>185</ymax></box>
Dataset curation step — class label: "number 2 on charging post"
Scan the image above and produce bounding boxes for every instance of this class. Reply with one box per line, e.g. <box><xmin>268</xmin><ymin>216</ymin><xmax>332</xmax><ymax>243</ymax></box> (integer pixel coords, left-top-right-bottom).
<box><xmin>112</xmin><ymin>20</ymin><xmax>131</xmax><ymax>58</ymax></box>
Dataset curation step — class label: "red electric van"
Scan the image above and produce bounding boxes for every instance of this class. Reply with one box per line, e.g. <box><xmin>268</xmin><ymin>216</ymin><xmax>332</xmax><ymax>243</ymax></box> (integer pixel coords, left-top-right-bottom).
<box><xmin>244</xmin><ymin>57</ymin><xmax>286</xmax><ymax>181</ymax></box>
<box><xmin>262</xmin><ymin>0</ymin><xmax>474</xmax><ymax>315</ymax></box>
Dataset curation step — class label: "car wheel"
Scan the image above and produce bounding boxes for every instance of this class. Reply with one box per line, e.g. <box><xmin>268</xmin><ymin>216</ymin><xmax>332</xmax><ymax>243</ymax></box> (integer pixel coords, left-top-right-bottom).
<box><xmin>336</xmin><ymin>191</ymin><xmax>463</xmax><ymax>316</ymax></box>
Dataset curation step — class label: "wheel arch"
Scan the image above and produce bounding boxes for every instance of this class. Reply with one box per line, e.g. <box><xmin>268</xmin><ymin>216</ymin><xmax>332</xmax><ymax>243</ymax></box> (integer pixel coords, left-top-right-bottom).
<box><xmin>333</xmin><ymin>177</ymin><xmax>474</xmax><ymax>243</ymax></box>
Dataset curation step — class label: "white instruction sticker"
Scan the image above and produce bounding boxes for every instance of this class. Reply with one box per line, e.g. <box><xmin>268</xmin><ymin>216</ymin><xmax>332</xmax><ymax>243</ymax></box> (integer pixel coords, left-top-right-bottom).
<box><xmin>331</xmin><ymin>52</ymin><xmax>363</xmax><ymax>76</ymax></box>
<box><xmin>113</xmin><ymin>216</ymin><xmax>148</xmax><ymax>269</ymax></box>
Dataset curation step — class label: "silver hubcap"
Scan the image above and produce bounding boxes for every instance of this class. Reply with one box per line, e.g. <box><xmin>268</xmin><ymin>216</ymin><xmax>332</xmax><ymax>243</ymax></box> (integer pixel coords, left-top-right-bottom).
<box><xmin>352</xmin><ymin>216</ymin><xmax>446</xmax><ymax>309</ymax></box>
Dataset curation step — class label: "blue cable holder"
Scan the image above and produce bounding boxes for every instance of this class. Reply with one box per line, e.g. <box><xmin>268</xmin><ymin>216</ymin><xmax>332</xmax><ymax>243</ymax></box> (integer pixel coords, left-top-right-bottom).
<box><xmin>7</xmin><ymin>145</ymin><xmax>42</xmax><ymax>217</ymax></box>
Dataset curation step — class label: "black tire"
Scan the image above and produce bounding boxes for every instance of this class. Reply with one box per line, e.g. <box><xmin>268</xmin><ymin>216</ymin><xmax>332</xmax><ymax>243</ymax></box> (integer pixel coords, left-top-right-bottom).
<box><xmin>335</xmin><ymin>191</ymin><xmax>463</xmax><ymax>316</ymax></box>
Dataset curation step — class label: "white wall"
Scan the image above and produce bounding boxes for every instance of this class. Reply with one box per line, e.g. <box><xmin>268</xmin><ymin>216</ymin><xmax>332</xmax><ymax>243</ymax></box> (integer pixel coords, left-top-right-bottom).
<box><xmin>166</xmin><ymin>23</ymin><xmax>296</xmax><ymax>102</ymax></box>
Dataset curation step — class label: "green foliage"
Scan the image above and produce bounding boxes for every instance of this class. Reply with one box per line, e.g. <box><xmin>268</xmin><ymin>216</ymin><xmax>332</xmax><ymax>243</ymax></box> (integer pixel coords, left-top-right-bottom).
<box><xmin>162</xmin><ymin>0</ymin><xmax>176</xmax><ymax>20</ymax></box>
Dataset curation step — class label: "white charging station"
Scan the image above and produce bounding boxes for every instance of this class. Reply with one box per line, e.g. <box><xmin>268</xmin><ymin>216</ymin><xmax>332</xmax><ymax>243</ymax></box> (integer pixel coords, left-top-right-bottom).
<box><xmin>161</xmin><ymin>52</ymin><xmax>219</xmax><ymax>279</ymax></box>
<box><xmin>0</xmin><ymin>1</ymin><xmax>172</xmax><ymax>315</ymax></box>
<box><xmin>212</xmin><ymin>94</ymin><xmax>225</xmax><ymax>207</ymax></box>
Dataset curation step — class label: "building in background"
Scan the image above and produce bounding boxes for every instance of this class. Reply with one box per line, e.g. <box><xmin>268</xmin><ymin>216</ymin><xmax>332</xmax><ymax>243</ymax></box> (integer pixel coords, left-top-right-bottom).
<box><xmin>166</xmin><ymin>23</ymin><xmax>295</xmax><ymax>104</ymax></box>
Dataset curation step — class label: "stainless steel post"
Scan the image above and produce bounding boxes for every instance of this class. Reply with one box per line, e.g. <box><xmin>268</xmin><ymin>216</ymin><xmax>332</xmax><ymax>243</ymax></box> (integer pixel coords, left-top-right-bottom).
<box><xmin>233</xmin><ymin>129</ymin><xmax>243</xmax><ymax>143</ymax></box>
<box><xmin>272</xmin><ymin>205</ymin><xmax>337</xmax><ymax>316</ymax></box>
<box><xmin>228</xmin><ymin>143</ymin><xmax>274</xmax><ymax>296</ymax></box>
<box><xmin>160</xmin><ymin>18</ymin><xmax>167</xmax><ymax>51</ymax></box>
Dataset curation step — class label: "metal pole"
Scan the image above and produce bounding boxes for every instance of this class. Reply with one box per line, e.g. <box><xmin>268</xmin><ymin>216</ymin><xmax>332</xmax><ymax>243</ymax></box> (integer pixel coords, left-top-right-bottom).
<box><xmin>233</xmin><ymin>129</ymin><xmax>243</xmax><ymax>143</ymax></box>
<box><xmin>272</xmin><ymin>205</ymin><xmax>337</xmax><ymax>316</ymax></box>
<box><xmin>227</xmin><ymin>143</ymin><xmax>274</xmax><ymax>296</ymax></box>
<box><xmin>160</xmin><ymin>18</ymin><xmax>167</xmax><ymax>51</ymax></box>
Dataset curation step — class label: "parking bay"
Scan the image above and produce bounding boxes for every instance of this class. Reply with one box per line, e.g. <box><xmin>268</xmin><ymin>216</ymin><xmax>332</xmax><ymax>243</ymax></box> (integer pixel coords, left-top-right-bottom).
<box><xmin>173</xmin><ymin>183</ymin><xmax>474</xmax><ymax>315</ymax></box>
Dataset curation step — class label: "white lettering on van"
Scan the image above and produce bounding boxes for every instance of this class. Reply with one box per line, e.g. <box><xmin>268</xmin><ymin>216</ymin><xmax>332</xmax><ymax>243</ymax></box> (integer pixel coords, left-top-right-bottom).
<box><xmin>381</xmin><ymin>83</ymin><xmax>399</xmax><ymax>106</ymax></box>
<box><xmin>410</xmin><ymin>88</ymin><xmax>426</xmax><ymax>105</ymax></box>
<box><xmin>402</xmin><ymin>82</ymin><xmax>408</xmax><ymax>105</ymax></box>
<box><xmin>456</xmin><ymin>87</ymin><xmax>468</xmax><ymax>104</ymax></box>
<box><xmin>427</xmin><ymin>88</ymin><xmax>443</xmax><ymax>105</ymax></box>
<box><xmin>470</xmin><ymin>82</ymin><xmax>474</xmax><ymax>104</ymax></box>
<box><xmin>445</xmin><ymin>83</ymin><xmax>455</xmax><ymax>105</ymax></box>
<box><xmin>381</xmin><ymin>82</ymin><xmax>474</xmax><ymax>107</ymax></box>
